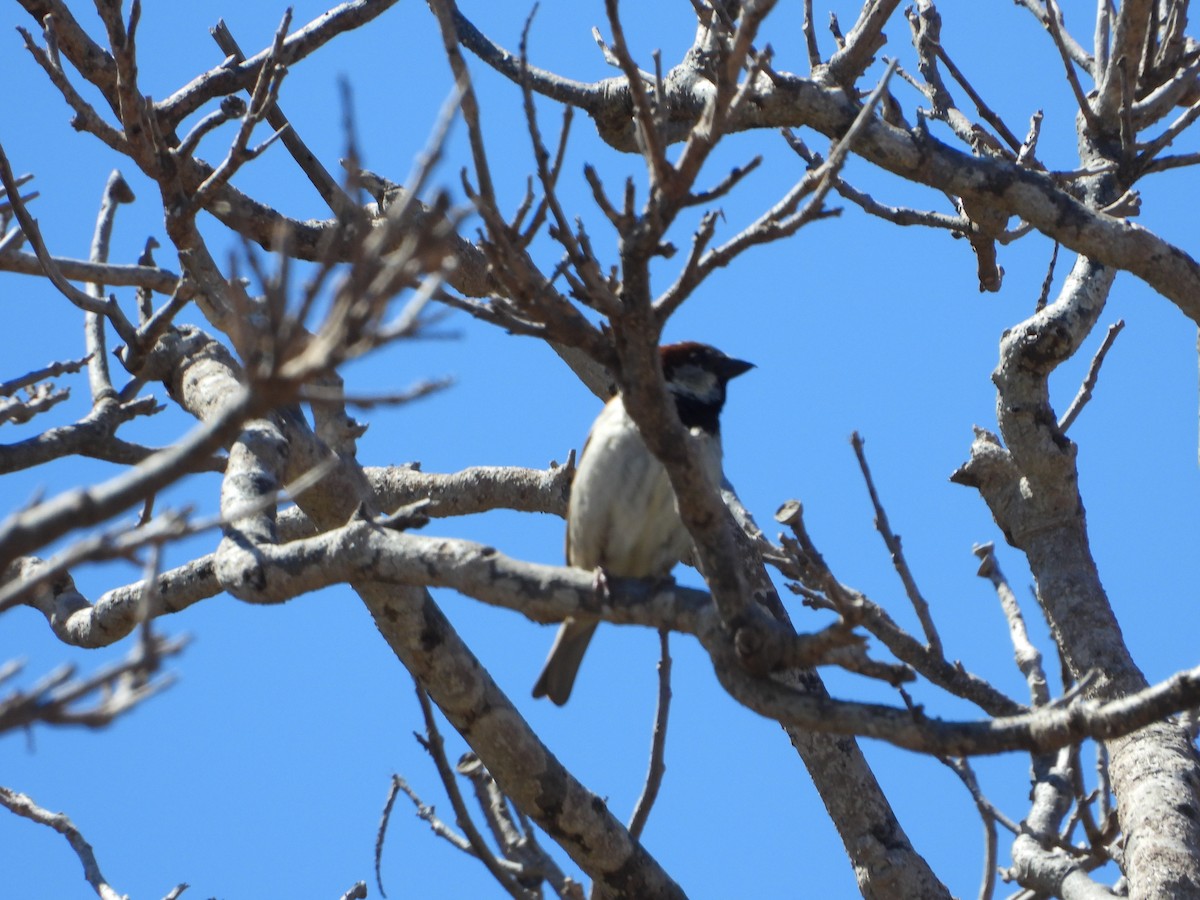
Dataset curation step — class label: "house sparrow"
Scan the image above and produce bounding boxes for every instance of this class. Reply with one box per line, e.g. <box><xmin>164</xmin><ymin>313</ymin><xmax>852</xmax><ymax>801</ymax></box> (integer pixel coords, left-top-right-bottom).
<box><xmin>532</xmin><ymin>342</ymin><xmax>753</xmax><ymax>705</ymax></box>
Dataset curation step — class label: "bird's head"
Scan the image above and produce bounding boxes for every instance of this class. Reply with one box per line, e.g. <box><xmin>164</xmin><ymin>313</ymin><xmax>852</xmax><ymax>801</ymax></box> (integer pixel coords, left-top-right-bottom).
<box><xmin>659</xmin><ymin>342</ymin><xmax>754</xmax><ymax>432</ymax></box>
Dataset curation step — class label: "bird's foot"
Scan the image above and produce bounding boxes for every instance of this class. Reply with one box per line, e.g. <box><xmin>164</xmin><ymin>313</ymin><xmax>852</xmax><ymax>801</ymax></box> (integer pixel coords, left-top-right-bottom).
<box><xmin>593</xmin><ymin>566</ymin><xmax>612</xmax><ymax>599</ymax></box>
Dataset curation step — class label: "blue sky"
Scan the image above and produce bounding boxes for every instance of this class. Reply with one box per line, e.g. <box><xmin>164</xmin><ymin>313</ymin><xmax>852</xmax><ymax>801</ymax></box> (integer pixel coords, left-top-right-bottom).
<box><xmin>3</xmin><ymin>1</ymin><xmax>1199</xmax><ymax>897</ymax></box>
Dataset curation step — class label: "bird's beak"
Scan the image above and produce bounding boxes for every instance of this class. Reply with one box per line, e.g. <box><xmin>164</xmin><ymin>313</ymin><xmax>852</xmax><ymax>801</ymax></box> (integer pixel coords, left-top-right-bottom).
<box><xmin>719</xmin><ymin>357</ymin><xmax>755</xmax><ymax>381</ymax></box>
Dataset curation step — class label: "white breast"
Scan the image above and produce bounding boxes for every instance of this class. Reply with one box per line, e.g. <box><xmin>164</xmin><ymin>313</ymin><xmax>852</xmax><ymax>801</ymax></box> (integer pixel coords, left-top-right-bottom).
<box><xmin>566</xmin><ymin>397</ymin><xmax>722</xmax><ymax>578</ymax></box>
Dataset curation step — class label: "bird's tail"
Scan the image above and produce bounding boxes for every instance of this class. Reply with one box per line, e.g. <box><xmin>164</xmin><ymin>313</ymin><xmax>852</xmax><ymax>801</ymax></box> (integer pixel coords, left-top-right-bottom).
<box><xmin>531</xmin><ymin>618</ymin><xmax>599</xmax><ymax>705</ymax></box>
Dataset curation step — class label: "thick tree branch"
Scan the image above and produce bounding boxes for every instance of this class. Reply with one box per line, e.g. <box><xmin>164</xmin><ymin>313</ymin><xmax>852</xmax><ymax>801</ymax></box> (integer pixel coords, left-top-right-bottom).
<box><xmin>147</xmin><ymin>509</ymin><xmax>1200</xmax><ymax>757</ymax></box>
<box><xmin>955</xmin><ymin>251</ymin><xmax>1200</xmax><ymax>895</ymax></box>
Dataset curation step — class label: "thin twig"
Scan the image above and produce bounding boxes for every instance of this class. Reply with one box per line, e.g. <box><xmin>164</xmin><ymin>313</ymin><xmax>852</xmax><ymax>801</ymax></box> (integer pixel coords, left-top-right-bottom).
<box><xmin>187</xmin><ymin>13</ymin><xmax>294</xmax><ymax>215</ymax></box>
<box><xmin>1018</xmin><ymin>110</ymin><xmax>1044</xmax><ymax>168</ymax></box>
<box><xmin>1035</xmin><ymin>242</ymin><xmax>1060</xmax><ymax>312</ymax></box>
<box><xmin>1058</xmin><ymin>320</ymin><xmax>1126</xmax><ymax>432</ymax></box>
<box><xmin>1094</xmin><ymin>0</ymin><xmax>1111</xmax><ymax>75</ymax></box>
<box><xmin>0</xmin><ymin>786</ymin><xmax>126</xmax><ymax>900</ymax></box>
<box><xmin>1135</xmin><ymin>90</ymin><xmax>1200</xmax><ymax>172</ymax></box>
<box><xmin>908</xmin><ymin>4</ymin><xmax>1001</xmax><ymax>153</ymax></box>
<box><xmin>801</xmin><ymin>0</ymin><xmax>821</xmax><ymax>70</ymax></box>
<box><xmin>518</xmin><ymin>14</ymin><xmax>617</xmax><ymax>313</ymax></box>
<box><xmin>209</xmin><ymin>20</ymin><xmax>356</xmax><ymax>218</ymax></box>
<box><xmin>297</xmin><ymin>378</ymin><xmax>454</xmax><ymax>409</ymax></box>
<box><xmin>85</xmin><ymin>171</ymin><xmax>135</xmax><ymax>403</ymax></box>
<box><xmin>0</xmin><ymin>145</ymin><xmax>137</xmax><ymax>345</ymax></box>
<box><xmin>457</xmin><ymin>753</ymin><xmax>580</xmax><ymax>895</ymax></box>
<box><xmin>0</xmin><ymin>357</ymin><xmax>91</xmax><ymax>396</ymax></box>
<box><xmin>0</xmin><ymin>633</ymin><xmax>186</xmax><ymax>732</ymax></box>
<box><xmin>17</xmin><ymin>25</ymin><xmax>130</xmax><ymax>155</ymax></box>
<box><xmin>940</xmin><ymin>756</ymin><xmax>1012</xmax><ymax>900</ymax></box>
<box><xmin>1044</xmin><ymin>0</ymin><xmax>1102</xmax><ymax>134</ymax></box>
<box><xmin>934</xmin><ymin>45</ymin><xmax>1023</xmax><ymax>153</ymax></box>
<box><xmin>826</xmin><ymin>0</ymin><xmax>901</xmax><ymax>86</ymax></box>
<box><xmin>776</xmin><ymin>501</ymin><xmax>1024</xmax><ymax>717</ymax></box>
<box><xmin>157</xmin><ymin>0</ymin><xmax>405</xmax><ymax>126</ymax></box>
<box><xmin>851</xmin><ymin>432</ymin><xmax>942</xmax><ymax>655</ymax></box>
<box><xmin>0</xmin><ymin>386</ymin><xmax>256</xmax><ymax>574</ymax></box>
<box><xmin>655</xmin><ymin>61</ymin><xmax>898</xmax><ymax>321</ymax></box>
<box><xmin>602</xmin><ymin>0</ymin><xmax>672</xmax><ymax>190</ymax></box>
<box><xmin>375</xmin><ymin>776</ymin><xmax>402</xmax><ymax>897</ymax></box>
<box><xmin>973</xmin><ymin>543</ymin><xmax>1050</xmax><ymax>707</ymax></box>
<box><xmin>1066</xmin><ymin>742</ymin><xmax>1105</xmax><ymax>850</ymax></box>
<box><xmin>784</xmin><ymin>131</ymin><xmax>967</xmax><ymax>231</ymax></box>
<box><xmin>629</xmin><ymin>629</ymin><xmax>673</xmax><ymax>839</ymax></box>
<box><xmin>413</xmin><ymin>684</ymin><xmax>529</xmax><ymax>898</ymax></box>
<box><xmin>1142</xmin><ymin>151</ymin><xmax>1200</xmax><ymax>174</ymax></box>
<box><xmin>1013</xmin><ymin>0</ymin><xmax>1095</xmax><ymax>71</ymax></box>
<box><xmin>122</xmin><ymin>278</ymin><xmax>195</xmax><ymax>371</ymax></box>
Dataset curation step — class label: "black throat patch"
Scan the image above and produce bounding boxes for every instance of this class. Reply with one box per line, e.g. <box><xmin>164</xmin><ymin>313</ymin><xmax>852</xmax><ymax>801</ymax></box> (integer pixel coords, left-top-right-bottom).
<box><xmin>671</xmin><ymin>387</ymin><xmax>723</xmax><ymax>434</ymax></box>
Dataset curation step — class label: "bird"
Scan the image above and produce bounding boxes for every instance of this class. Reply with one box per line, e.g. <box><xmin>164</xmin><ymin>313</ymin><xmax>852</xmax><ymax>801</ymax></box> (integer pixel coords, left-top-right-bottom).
<box><xmin>532</xmin><ymin>341</ymin><xmax>754</xmax><ymax>705</ymax></box>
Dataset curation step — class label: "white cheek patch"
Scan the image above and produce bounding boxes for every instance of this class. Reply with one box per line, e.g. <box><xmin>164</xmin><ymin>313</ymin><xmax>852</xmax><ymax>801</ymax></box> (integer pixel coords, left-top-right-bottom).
<box><xmin>669</xmin><ymin>365</ymin><xmax>718</xmax><ymax>401</ymax></box>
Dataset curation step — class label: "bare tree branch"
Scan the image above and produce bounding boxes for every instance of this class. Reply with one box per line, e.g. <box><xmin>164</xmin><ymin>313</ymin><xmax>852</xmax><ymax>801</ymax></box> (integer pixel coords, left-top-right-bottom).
<box><xmin>851</xmin><ymin>431</ymin><xmax>942</xmax><ymax>656</ymax></box>
<box><xmin>0</xmin><ymin>786</ymin><xmax>131</xmax><ymax>900</ymax></box>
<box><xmin>628</xmin><ymin>629</ymin><xmax>672</xmax><ymax>840</ymax></box>
<box><xmin>0</xmin><ymin>633</ymin><xmax>184</xmax><ymax>733</ymax></box>
<box><xmin>1058</xmin><ymin>319</ymin><xmax>1126</xmax><ymax>432</ymax></box>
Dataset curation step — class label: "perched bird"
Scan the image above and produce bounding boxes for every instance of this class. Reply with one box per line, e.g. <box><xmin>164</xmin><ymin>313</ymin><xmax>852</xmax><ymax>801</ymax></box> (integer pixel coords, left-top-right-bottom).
<box><xmin>532</xmin><ymin>342</ymin><xmax>754</xmax><ymax>705</ymax></box>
